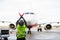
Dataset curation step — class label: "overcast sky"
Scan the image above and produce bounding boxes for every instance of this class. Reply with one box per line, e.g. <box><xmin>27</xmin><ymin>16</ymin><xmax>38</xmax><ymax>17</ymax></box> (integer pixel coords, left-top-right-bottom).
<box><xmin>0</xmin><ymin>0</ymin><xmax>60</xmax><ymax>24</ymax></box>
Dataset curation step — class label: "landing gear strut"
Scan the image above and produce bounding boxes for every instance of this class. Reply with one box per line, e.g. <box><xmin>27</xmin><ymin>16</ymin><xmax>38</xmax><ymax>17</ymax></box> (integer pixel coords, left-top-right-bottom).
<box><xmin>27</xmin><ymin>28</ymin><xmax>31</xmax><ymax>34</ymax></box>
<box><xmin>28</xmin><ymin>30</ymin><xmax>31</xmax><ymax>34</ymax></box>
<box><xmin>27</xmin><ymin>28</ymin><xmax>32</xmax><ymax>38</ymax></box>
<box><xmin>37</xmin><ymin>24</ymin><xmax>42</xmax><ymax>32</ymax></box>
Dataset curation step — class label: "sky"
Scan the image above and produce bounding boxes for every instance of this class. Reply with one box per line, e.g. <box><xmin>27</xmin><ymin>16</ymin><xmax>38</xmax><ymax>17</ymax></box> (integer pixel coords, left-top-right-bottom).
<box><xmin>0</xmin><ymin>0</ymin><xmax>60</xmax><ymax>24</ymax></box>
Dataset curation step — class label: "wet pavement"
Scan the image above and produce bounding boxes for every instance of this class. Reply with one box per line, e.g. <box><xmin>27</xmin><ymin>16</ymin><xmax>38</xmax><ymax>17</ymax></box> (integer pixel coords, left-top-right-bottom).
<box><xmin>8</xmin><ymin>30</ymin><xmax>60</xmax><ymax>40</ymax></box>
<box><xmin>26</xmin><ymin>30</ymin><xmax>60</xmax><ymax>40</ymax></box>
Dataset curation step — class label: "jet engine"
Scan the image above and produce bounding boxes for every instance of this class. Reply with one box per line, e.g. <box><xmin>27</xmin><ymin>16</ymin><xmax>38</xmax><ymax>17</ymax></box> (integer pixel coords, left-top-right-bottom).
<box><xmin>44</xmin><ymin>24</ymin><xmax>52</xmax><ymax>30</ymax></box>
<box><xmin>9</xmin><ymin>24</ymin><xmax>15</xmax><ymax>30</ymax></box>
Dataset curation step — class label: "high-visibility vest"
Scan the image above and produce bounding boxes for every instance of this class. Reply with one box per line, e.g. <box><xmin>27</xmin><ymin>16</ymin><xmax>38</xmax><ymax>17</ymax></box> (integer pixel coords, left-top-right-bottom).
<box><xmin>16</xmin><ymin>24</ymin><xmax>26</xmax><ymax>38</ymax></box>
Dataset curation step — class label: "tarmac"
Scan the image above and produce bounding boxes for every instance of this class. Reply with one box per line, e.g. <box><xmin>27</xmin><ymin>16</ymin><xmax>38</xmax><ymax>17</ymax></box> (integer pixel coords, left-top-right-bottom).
<box><xmin>8</xmin><ymin>30</ymin><xmax>60</xmax><ymax>40</ymax></box>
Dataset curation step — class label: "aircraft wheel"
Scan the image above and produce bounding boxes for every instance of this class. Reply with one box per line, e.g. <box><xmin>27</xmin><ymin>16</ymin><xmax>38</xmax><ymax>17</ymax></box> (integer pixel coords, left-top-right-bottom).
<box><xmin>40</xmin><ymin>28</ymin><xmax>42</xmax><ymax>32</ymax></box>
<box><xmin>37</xmin><ymin>28</ymin><xmax>42</xmax><ymax>32</ymax></box>
<box><xmin>37</xmin><ymin>29</ymin><xmax>39</xmax><ymax>32</ymax></box>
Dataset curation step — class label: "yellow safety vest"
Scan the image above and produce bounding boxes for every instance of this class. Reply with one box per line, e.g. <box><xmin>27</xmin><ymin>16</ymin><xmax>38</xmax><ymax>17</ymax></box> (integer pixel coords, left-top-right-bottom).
<box><xmin>16</xmin><ymin>24</ymin><xmax>26</xmax><ymax>38</ymax></box>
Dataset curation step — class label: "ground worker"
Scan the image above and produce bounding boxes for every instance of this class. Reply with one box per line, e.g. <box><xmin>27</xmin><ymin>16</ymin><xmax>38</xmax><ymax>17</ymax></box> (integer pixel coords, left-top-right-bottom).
<box><xmin>16</xmin><ymin>16</ymin><xmax>27</xmax><ymax>40</ymax></box>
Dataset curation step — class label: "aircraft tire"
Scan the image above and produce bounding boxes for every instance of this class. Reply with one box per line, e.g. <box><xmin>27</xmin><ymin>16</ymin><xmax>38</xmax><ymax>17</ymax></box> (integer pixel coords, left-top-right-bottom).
<box><xmin>37</xmin><ymin>28</ymin><xmax>42</xmax><ymax>32</ymax></box>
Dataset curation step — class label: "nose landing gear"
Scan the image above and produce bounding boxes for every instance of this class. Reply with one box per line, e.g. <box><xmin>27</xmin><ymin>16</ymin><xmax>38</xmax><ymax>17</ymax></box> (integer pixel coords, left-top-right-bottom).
<box><xmin>27</xmin><ymin>30</ymin><xmax>31</xmax><ymax>34</ymax></box>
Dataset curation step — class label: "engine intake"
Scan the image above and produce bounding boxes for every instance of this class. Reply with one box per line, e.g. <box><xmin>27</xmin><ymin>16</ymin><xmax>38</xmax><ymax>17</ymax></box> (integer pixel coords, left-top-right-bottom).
<box><xmin>45</xmin><ymin>24</ymin><xmax>52</xmax><ymax>30</ymax></box>
<box><xmin>9</xmin><ymin>24</ymin><xmax>15</xmax><ymax>30</ymax></box>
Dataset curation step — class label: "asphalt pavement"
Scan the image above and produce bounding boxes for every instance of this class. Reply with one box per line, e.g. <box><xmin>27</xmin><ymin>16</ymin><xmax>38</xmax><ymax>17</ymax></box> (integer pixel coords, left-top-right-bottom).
<box><xmin>8</xmin><ymin>30</ymin><xmax>60</xmax><ymax>40</ymax></box>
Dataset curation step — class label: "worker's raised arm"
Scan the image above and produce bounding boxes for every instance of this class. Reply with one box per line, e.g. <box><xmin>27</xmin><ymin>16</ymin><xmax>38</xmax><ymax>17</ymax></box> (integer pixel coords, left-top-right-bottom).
<box><xmin>16</xmin><ymin>16</ymin><xmax>22</xmax><ymax>26</ymax></box>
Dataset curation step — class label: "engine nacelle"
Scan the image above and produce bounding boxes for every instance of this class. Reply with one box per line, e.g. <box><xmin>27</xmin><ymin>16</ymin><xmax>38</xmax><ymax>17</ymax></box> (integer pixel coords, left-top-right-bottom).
<box><xmin>44</xmin><ymin>24</ymin><xmax>52</xmax><ymax>30</ymax></box>
<box><xmin>9</xmin><ymin>24</ymin><xmax>15</xmax><ymax>30</ymax></box>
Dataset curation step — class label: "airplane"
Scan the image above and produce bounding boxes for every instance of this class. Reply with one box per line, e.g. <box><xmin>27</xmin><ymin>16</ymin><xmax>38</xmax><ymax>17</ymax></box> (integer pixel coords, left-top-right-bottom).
<box><xmin>18</xmin><ymin>13</ymin><xmax>60</xmax><ymax>34</ymax></box>
<box><xmin>0</xmin><ymin>12</ymin><xmax>60</xmax><ymax>39</ymax></box>
<box><xmin>0</xmin><ymin>13</ymin><xmax>60</xmax><ymax>33</ymax></box>
<box><xmin>0</xmin><ymin>16</ymin><xmax>60</xmax><ymax>33</ymax></box>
